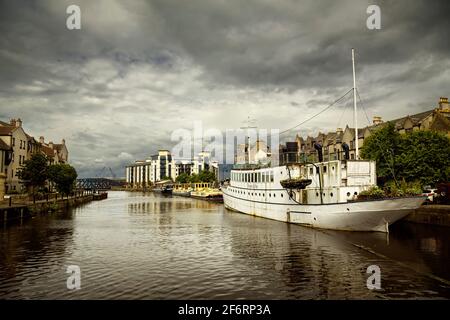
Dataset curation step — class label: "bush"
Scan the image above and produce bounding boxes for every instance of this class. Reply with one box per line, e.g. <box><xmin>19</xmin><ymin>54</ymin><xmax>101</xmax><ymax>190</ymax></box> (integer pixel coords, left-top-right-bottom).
<box><xmin>384</xmin><ymin>180</ymin><xmax>422</xmax><ymax>197</ymax></box>
<box><xmin>359</xmin><ymin>186</ymin><xmax>386</xmax><ymax>199</ymax></box>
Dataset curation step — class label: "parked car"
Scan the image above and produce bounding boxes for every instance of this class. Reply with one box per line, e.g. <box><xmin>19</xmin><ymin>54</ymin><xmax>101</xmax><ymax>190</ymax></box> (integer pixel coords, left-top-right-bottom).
<box><xmin>421</xmin><ymin>188</ymin><xmax>437</xmax><ymax>202</ymax></box>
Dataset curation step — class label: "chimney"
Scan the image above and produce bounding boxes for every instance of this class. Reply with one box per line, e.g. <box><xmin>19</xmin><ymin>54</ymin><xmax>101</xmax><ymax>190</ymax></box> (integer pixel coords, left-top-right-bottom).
<box><xmin>15</xmin><ymin>118</ymin><xmax>22</xmax><ymax>127</ymax></box>
<box><xmin>439</xmin><ymin>97</ymin><xmax>449</xmax><ymax>110</ymax></box>
<box><xmin>39</xmin><ymin>136</ymin><xmax>45</xmax><ymax>144</ymax></box>
<box><xmin>49</xmin><ymin>141</ymin><xmax>54</xmax><ymax>149</ymax></box>
<box><xmin>372</xmin><ymin>116</ymin><xmax>383</xmax><ymax>125</ymax></box>
<box><xmin>62</xmin><ymin>139</ymin><xmax>66</xmax><ymax>145</ymax></box>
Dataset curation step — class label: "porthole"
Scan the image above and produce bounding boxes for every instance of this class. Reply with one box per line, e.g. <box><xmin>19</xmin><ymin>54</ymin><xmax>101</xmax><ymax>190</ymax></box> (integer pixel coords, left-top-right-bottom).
<box><xmin>316</xmin><ymin>192</ymin><xmax>319</xmax><ymax>197</ymax></box>
<box><xmin>281</xmin><ymin>194</ymin><xmax>283</xmax><ymax>197</ymax></box>
<box><xmin>274</xmin><ymin>194</ymin><xmax>276</xmax><ymax>198</ymax></box>
<box><xmin>323</xmin><ymin>193</ymin><xmax>325</xmax><ymax>196</ymax></box>
<box><xmin>332</xmin><ymin>166</ymin><xmax>335</xmax><ymax>171</ymax></box>
<box><xmin>347</xmin><ymin>192</ymin><xmax>351</xmax><ymax>197</ymax></box>
<box><xmin>330</xmin><ymin>192</ymin><xmax>333</xmax><ymax>197</ymax></box>
<box><xmin>354</xmin><ymin>192</ymin><xmax>358</xmax><ymax>196</ymax></box>
<box><xmin>269</xmin><ymin>194</ymin><xmax>272</xmax><ymax>197</ymax></box>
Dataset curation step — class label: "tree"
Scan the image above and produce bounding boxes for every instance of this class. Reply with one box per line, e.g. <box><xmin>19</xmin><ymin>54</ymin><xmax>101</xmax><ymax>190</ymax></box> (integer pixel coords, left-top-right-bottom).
<box><xmin>175</xmin><ymin>173</ymin><xmax>190</xmax><ymax>183</ymax></box>
<box><xmin>198</xmin><ymin>170</ymin><xmax>216</xmax><ymax>183</ymax></box>
<box><xmin>17</xmin><ymin>153</ymin><xmax>49</xmax><ymax>194</ymax></box>
<box><xmin>396</xmin><ymin>130</ymin><xmax>450</xmax><ymax>186</ymax></box>
<box><xmin>360</xmin><ymin>122</ymin><xmax>401</xmax><ymax>182</ymax></box>
<box><xmin>361</xmin><ymin>123</ymin><xmax>450</xmax><ymax>187</ymax></box>
<box><xmin>188</xmin><ymin>173</ymin><xmax>200</xmax><ymax>183</ymax></box>
<box><xmin>48</xmin><ymin>164</ymin><xmax>78</xmax><ymax>196</ymax></box>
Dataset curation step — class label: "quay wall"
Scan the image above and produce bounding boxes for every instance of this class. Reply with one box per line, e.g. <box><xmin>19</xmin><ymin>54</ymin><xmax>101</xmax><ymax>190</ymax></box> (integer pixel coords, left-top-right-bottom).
<box><xmin>1</xmin><ymin>193</ymin><xmax>106</xmax><ymax>223</ymax></box>
<box><xmin>404</xmin><ymin>205</ymin><xmax>450</xmax><ymax>227</ymax></box>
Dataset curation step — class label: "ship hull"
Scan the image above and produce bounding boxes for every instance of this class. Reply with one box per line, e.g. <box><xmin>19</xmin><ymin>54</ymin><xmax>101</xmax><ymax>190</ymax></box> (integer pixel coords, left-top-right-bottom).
<box><xmin>223</xmin><ymin>190</ymin><xmax>424</xmax><ymax>232</ymax></box>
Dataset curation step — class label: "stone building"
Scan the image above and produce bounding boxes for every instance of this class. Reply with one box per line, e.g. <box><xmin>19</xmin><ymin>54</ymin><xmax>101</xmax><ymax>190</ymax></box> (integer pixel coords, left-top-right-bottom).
<box><xmin>280</xmin><ymin>97</ymin><xmax>450</xmax><ymax>164</ymax></box>
<box><xmin>0</xmin><ymin>118</ymin><xmax>69</xmax><ymax>193</ymax></box>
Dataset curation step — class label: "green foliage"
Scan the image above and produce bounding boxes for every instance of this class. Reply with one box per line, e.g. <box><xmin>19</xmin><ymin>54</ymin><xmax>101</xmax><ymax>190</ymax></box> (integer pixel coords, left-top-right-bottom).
<box><xmin>396</xmin><ymin>130</ymin><xmax>450</xmax><ymax>186</ymax></box>
<box><xmin>175</xmin><ymin>173</ymin><xmax>190</xmax><ymax>183</ymax></box>
<box><xmin>17</xmin><ymin>154</ymin><xmax>49</xmax><ymax>193</ymax></box>
<box><xmin>175</xmin><ymin>170</ymin><xmax>216</xmax><ymax>183</ymax></box>
<box><xmin>48</xmin><ymin>164</ymin><xmax>78</xmax><ymax>196</ymax></box>
<box><xmin>361</xmin><ymin>124</ymin><xmax>450</xmax><ymax>187</ymax></box>
<box><xmin>383</xmin><ymin>180</ymin><xmax>422</xmax><ymax>197</ymax></box>
<box><xmin>198</xmin><ymin>170</ymin><xmax>216</xmax><ymax>183</ymax></box>
<box><xmin>360</xmin><ymin>122</ymin><xmax>401</xmax><ymax>180</ymax></box>
<box><xmin>188</xmin><ymin>173</ymin><xmax>200</xmax><ymax>183</ymax></box>
<box><xmin>359</xmin><ymin>186</ymin><xmax>385</xmax><ymax>199</ymax></box>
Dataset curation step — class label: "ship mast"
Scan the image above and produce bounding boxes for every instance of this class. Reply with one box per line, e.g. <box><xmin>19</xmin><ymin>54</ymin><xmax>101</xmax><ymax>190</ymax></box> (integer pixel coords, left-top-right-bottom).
<box><xmin>352</xmin><ymin>48</ymin><xmax>359</xmax><ymax>160</ymax></box>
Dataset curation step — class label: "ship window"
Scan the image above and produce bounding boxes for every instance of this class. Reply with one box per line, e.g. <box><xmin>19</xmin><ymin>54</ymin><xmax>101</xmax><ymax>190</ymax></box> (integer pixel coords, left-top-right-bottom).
<box><xmin>269</xmin><ymin>193</ymin><xmax>271</xmax><ymax>197</ymax></box>
<box><xmin>323</xmin><ymin>193</ymin><xmax>326</xmax><ymax>196</ymax></box>
<box><xmin>347</xmin><ymin>192</ymin><xmax>351</xmax><ymax>197</ymax></box>
<box><xmin>274</xmin><ymin>194</ymin><xmax>276</xmax><ymax>197</ymax></box>
<box><xmin>316</xmin><ymin>192</ymin><xmax>319</xmax><ymax>197</ymax></box>
<box><xmin>332</xmin><ymin>166</ymin><xmax>335</xmax><ymax>171</ymax></box>
<box><xmin>281</xmin><ymin>194</ymin><xmax>283</xmax><ymax>197</ymax></box>
<box><xmin>354</xmin><ymin>192</ymin><xmax>358</xmax><ymax>195</ymax></box>
<box><xmin>330</xmin><ymin>192</ymin><xmax>333</xmax><ymax>197</ymax></box>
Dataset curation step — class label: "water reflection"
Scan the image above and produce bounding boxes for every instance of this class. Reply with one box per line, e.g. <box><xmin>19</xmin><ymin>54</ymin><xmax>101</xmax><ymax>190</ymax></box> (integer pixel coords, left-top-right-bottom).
<box><xmin>0</xmin><ymin>191</ymin><xmax>448</xmax><ymax>299</ymax></box>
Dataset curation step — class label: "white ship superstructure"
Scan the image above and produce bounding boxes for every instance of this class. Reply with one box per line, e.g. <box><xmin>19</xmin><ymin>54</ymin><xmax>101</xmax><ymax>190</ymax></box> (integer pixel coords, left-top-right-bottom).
<box><xmin>222</xmin><ymin>160</ymin><xmax>424</xmax><ymax>232</ymax></box>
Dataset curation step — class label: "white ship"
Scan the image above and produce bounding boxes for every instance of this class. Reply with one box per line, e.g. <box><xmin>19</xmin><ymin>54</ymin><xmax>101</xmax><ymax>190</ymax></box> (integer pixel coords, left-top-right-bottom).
<box><xmin>222</xmin><ymin>49</ymin><xmax>425</xmax><ymax>232</ymax></box>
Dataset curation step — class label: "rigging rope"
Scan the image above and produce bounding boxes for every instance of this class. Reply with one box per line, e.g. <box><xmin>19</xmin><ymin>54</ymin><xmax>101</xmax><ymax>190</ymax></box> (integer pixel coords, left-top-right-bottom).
<box><xmin>356</xmin><ymin>88</ymin><xmax>399</xmax><ymax>186</ymax></box>
<box><xmin>279</xmin><ymin>88</ymin><xmax>354</xmax><ymax>135</ymax></box>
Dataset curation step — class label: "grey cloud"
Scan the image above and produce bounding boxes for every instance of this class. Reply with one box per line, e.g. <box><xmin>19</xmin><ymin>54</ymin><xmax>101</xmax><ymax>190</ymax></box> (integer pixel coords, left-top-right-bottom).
<box><xmin>0</xmin><ymin>0</ymin><xmax>448</xmax><ymax>177</ymax></box>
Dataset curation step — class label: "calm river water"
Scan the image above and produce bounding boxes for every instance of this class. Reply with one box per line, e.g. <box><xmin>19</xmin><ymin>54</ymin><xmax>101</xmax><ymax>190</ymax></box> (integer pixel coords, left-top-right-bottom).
<box><xmin>0</xmin><ymin>191</ymin><xmax>449</xmax><ymax>299</ymax></box>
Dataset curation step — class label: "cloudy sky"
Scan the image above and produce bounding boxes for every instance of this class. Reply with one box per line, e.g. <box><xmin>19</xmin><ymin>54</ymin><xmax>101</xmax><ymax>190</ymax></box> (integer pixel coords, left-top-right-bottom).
<box><xmin>0</xmin><ymin>0</ymin><xmax>448</xmax><ymax>178</ymax></box>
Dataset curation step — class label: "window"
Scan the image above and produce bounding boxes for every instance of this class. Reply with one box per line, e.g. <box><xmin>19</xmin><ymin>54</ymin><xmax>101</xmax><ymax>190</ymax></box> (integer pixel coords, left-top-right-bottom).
<box><xmin>330</xmin><ymin>193</ymin><xmax>333</xmax><ymax>197</ymax></box>
<box><xmin>310</xmin><ymin>167</ymin><xmax>313</xmax><ymax>175</ymax></box>
<box><xmin>323</xmin><ymin>166</ymin><xmax>327</xmax><ymax>173</ymax></box>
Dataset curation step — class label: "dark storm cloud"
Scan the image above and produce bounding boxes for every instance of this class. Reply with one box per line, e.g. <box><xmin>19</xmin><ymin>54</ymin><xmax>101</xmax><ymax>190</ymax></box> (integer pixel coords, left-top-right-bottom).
<box><xmin>0</xmin><ymin>0</ymin><xmax>448</xmax><ymax>177</ymax></box>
